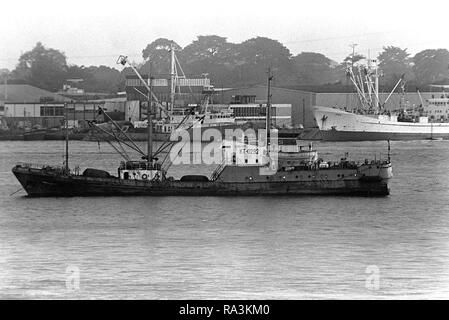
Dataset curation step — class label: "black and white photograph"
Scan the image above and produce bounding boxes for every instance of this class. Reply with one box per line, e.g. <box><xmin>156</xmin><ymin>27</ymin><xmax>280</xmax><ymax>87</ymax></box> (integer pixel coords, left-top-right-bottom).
<box><xmin>1</xmin><ymin>0</ymin><xmax>449</xmax><ymax>303</ymax></box>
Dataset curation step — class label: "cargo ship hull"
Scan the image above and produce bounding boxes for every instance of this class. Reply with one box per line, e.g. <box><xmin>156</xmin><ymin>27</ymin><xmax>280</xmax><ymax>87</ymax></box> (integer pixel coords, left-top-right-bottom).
<box><xmin>314</xmin><ymin>106</ymin><xmax>449</xmax><ymax>141</ymax></box>
<box><xmin>12</xmin><ymin>165</ymin><xmax>390</xmax><ymax>197</ymax></box>
<box><xmin>319</xmin><ymin>130</ymin><xmax>449</xmax><ymax>141</ymax></box>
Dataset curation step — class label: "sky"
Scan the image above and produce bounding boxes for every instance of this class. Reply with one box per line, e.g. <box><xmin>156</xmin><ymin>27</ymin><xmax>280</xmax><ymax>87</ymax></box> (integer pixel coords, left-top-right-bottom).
<box><xmin>1</xmin><ymin>0</ymin><xmax>448</xmax><ymax>71</ymax></box>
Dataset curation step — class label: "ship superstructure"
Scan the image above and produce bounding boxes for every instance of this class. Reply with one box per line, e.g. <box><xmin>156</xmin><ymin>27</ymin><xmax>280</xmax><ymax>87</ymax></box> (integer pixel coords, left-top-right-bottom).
<box><xmin>126</xmin><ymin>46</ymin><xmax>238</xmax><ymax>138</ymax></box>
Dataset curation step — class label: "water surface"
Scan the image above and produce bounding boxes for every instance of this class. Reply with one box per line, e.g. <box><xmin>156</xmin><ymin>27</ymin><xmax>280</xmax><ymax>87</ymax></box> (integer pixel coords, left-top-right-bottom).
<box><xmin>0</xmin><ymin>140</ymin><xmax>448</xmax><ymax>299</ymax></box>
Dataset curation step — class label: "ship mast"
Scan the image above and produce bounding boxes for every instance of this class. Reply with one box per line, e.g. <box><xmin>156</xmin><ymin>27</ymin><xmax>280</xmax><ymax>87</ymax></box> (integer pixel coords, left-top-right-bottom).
<box><xmin>170</xmin><ymin>45</ymin><xmax>175</xmax><ymax>113</ymax></box>
<box><xmin>373</xmin><ymin>59</ymin><xmax>380</xmax><ymax>112</ymax></box>
<box><xmin>148</xmin><ymin>62</ymin><xmax>153</xmax><ymax>163</ymax></box>
<box><xmin>116</xmin><ymin>55</ymin><xmax>169</xmax><ymax>119</ymax></box>
<box><xmin>266</xmin><ymin>67</ymin><xmax>273</xmax><ymax>149</ymax></box>
<box><xmin>64</xmin><ymin>102</ymin><xmax>69</xmax><ymax>171</ymax></box>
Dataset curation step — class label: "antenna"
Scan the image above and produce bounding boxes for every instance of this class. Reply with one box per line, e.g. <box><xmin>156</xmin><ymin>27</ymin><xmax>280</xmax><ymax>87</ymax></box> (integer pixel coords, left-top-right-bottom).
<box><xmin>387</xmin><ymin>140</ymin><xmax>391</xmax><ymax>162</ymax></box>
<box><xmin>349</xmin><ymin>43</ymin><xmax>358</xmax><ymax>68</ymax></box>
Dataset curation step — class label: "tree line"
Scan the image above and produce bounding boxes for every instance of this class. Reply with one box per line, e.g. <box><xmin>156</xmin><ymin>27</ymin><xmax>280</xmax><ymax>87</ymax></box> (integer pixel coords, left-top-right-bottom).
<box><xmin>2</xmin><ymin>37</ymin><xmax>449</xmax><ymax>94</ymax></box>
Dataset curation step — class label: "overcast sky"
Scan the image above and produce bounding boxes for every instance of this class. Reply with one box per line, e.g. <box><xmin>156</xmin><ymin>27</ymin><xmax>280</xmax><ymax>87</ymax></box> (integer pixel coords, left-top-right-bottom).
<box><xmin>1</xmin><ymin>0</ymin><xmax>448</xmax><ymax>71</ymax></box>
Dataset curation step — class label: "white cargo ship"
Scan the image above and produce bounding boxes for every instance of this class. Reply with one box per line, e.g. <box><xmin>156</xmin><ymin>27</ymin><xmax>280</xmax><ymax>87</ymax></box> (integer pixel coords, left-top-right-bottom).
<box><xmin>313</xmin><ymin>59</ymin><xmax>449</xmax><ymax>141</ymax></box>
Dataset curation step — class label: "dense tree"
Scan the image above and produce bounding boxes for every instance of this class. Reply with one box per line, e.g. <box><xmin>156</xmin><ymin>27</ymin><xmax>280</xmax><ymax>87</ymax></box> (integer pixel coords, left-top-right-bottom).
<box><xmin>64</xmin><ymin>65</ymin><xmax>124</xmax><ymax>93</ymax></box>
<box><xmin>413</xmin><ymin>49</ymin><xmax>449</xmax><ymax>85</ymax></box>
<box><xmin>377</xmin><ymin>46</ymin><xmax>414</xmax><ymax>86</ymax></box>
<box><xmin>12</xmin><ymin>42</ymin><xmax>68</xmax><ymax>91</ymax></box>
<box><xmin>293</xmin><ymin>52</ymin><xmax>336</xmax><ymax>85</ymax></box>
<box><xmin>343</xmin><ymin>53</ymin><xmax>365</xmax><ymax>66</ymax></box>
<box><xmin>178</xmin><ymin>35</ymin><xmax>237</xmax><ymax>86</ymax></box>
<box><xmin>7</xmin><ymin>38</ymin><xmax>449</xmax><ymax>94</ymax></box>
<box><xmin>66</xmin><ymin>65</ymin><xmax>93</xmax><ymax>83</ymax></box>
<box><xmin>181</xmin><ymin>35</ymin><xmax>232</xmax><ymax>63</ymax></box>
<box><xmin>232</xmin><ymin>37</ymin><xmax>295</xmax><ymax>86</ymax></box>
<box><xmin>323</xmin><ymin>52</ymin><xmax>367</xmax><ymax>86</ymax></box>
<box><xmin>141</xmin><ymin>38</ymin><xmax>182</xmax><ymax>76</ymax></box>
<box><xmin>8</xmin><ymin>42</ymin><xmax>124</xmax><ymax>94</ymax></box>
<box><xmin>84</xmin><ymin>66</ymin><xmax>124</xmax><ymax>93</ymax></box>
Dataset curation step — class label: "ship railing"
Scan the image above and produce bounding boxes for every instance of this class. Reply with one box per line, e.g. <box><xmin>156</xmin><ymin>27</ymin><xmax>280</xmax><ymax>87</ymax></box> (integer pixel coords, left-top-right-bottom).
<box><xmin>15</xmin><ymin>162</ymin><xmax>67</xmax><ymax>172</ymax></box>
<box><xmin>17</xmin><ymin>162</ymin><xmax>56</xmax><ymax>169</ymax></box>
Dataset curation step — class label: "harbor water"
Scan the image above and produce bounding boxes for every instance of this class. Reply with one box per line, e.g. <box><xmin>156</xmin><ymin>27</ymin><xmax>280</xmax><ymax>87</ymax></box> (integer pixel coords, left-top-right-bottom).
<box><xmin>0</xmin><ymin>140</ymin><xmax>449</xmax><ymax>299</ymax></box>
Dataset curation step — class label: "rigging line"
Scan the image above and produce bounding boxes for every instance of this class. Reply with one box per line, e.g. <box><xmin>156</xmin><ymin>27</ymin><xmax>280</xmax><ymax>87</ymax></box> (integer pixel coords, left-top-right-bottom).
<box><xmin>105</xmin><ymin>129</ymin><xmax>143</xmax><ymax>156</ymax></box>
<box><xmin>90</xmin><ymin>139</ymin><xmax>106</xmax><ymax>167</ymax></box>
<box><xmin>122</xmin><ymin>59</ymin><xmax>169</xmax><ymax>116</ymax></box>
<box><xmin>154</xmin><ymin>140</ymin><xmax>176</xmax><ymax>158</ymax></box>
<box><xmin>153</xmin><ymin>106</ymin><xmax>196</xmax><ymax>157</ymax></box>
<box><xmin>153</xmin><ymin>108</ymin><xmax>193</xmax><ymax>155</ymax></box>
<box><xmin>9</xmin><ymin>187</ymin><xmax>24</xmax><ymax>196</ymax></box>
<box><xmin>153</xmin><ymin>122</ymin><xmax>186</xmax><ymax>156</ymax></box>
<box><xmin>173</xmin><ymin>53</ymin><xmax>202</xmax><ymax>105</ymax></box>
<box><xmin>113</xmin><ymin>128</ymin><xmax>133</xmax><ymax>161</ymax></box>
<box><xmin>87</xmin><ymin>121</ymin><xmax>145</xmax><ymax>156</ymax></box>
<box><xmin>103</xmin><ymin>137</ymin><xmax>127</xmax><ymax>161</ymax></box>
<box><xmin>160</xmin><ymin>116</ymin><xmax>205</xmax><ymax>170</ymax></box>
<box><xmin>155</xmin><ymin>113</ymin><xmax>198</xmax><ymax>157</ymax></box>
<box><xmin>98</xmin><ymin>107</ymin><xmax>145</xmax><ymax>155</ymax></box>
<box><xmin>106</xmin><ymin>138</ymin><xmax>130</xmax><ymax>161</ymax></box>
<box><xmin>133</xmin><ymin>87</ymin><xmax>149</xmax><ymax>100</ymax></box>
<box><xmin>161</xmin><ymin>134</ymin><xmax>192</xmax><ymax>172</ymax></box>
<box><xmin>116</xmin><ymin>139</ymin><xmax>131</xmax><ymax>161</ymax></box>
<box><xmin>108</xmin><ymin>129</ymin><xmax>131</xmax><ymax>161</ymax></box>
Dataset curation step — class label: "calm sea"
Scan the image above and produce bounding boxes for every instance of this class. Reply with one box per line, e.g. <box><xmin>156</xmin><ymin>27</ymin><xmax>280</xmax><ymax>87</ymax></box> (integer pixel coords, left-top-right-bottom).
<box><xmin>0</xmin><ymin>139</ymin><xmax>449</xmax><ymax>299</ymax></box>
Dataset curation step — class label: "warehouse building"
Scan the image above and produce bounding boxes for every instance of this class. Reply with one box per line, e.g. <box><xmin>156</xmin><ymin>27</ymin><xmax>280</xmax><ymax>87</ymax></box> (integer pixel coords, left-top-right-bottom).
<box><xmin>219</xmin><ymin>85</ymin><xmax>316</xmax><ymax>128</ymax></box>
<box><xmin>124</xmin><ymin>77</ymin><xmax>317</xmax><ymax>127</ymax></box>
<box><xmin>0</xmin><ymin>84</ymin><xmax>111</xmax><ymax>129</ymax></box>
<box><xmin>125</xmin><ymin>75</ymin><xmax>209</xmax><ymax>105</ymax></box>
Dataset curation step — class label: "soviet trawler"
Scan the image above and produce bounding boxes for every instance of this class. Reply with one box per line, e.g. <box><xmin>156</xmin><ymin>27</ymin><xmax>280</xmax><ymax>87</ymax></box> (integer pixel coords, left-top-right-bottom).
<box><xmin>12</xmin><ymin>65</ymin><xmax>393</xmax><ymax>197</ymax></box>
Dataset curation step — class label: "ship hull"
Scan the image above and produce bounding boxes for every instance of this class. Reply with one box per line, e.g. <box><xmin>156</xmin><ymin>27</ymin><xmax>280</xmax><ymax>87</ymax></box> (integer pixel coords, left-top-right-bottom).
<box><xmin>82</xmin><ymin>123</ymin><xmax>246</xmax><ymax>142</ymax></box>
<box><xmin>319</xmin><ymin>130</ymin><xmax>449</xmax><ymax>141</ymax></box>
<box><xmin>314</xmin><ymin>106</ymin><xmax>449</xmax><ymax>141</ymax></box>
<box><xmin>12</xmin><ymin>166</ymin><xmax>390</xmax><ymax>197</ymax></box>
